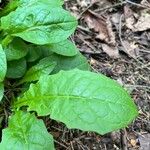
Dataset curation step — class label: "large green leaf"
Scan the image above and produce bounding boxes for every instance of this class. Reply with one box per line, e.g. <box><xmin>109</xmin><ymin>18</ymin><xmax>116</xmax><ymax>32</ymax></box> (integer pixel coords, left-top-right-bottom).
<box><xmin>6</xmin><ymin>58</ymin><xmax>27</xmax><ymax>79</ymax></box>
<box><xmin>4</xmin><ymin>38</ymin><xmax>28</xmax><ymax>61</ymax></box>
<box><xmin>0</xmin><ymin>83</ymin><xmax>4</xmax><ymax>102</ymax></box>
<box><xmin>20</xmin><ymin>58</ymin><xmax>57</xmax><ymax>84</ymax></box>
<box><xmin>20</xmin><ymin>0</ymin><xmax>64</xmax><ymax>7</ymax></box>
<box><xmin>0</xmin><ymin>0</ymin><xmax>63</xmax><ymax>17</ymax></box>
<box><xmin>0</xmin><ymin>45</ymin><xmax>7</xmax><ymax>82</ymax></box>
<box><xmin>1</xmin><ymin>5</ymin><xmax>77</xmax><ymax>45</ymax></box>
<box><xmin>0</xmin><ymin>111</ymin><xmax>54</xmax><ymax>150</ymax></box>
<box><xmin>46</xmin><ymin>40</ymin><xmax>78</xmax><ymax>56</ymax></box>
<box><xmin>15</xmin><ymin>69</ymin><xmax>138</xmax><ymax>134</ymax></box>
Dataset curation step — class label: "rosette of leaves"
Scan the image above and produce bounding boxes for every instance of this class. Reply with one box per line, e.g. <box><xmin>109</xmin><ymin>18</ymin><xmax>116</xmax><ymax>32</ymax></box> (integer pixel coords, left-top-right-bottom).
<box><xmin>0</xmin><ymin>0</ymin><xmax>138</xmax><ymax>149</ymax></box>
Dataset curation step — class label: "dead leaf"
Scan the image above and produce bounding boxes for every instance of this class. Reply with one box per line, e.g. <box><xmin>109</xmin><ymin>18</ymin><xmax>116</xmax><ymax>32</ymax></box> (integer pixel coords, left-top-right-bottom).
<box><xmin>77</xmin><ymin>0</ymin><xmax>91</xmax><ymax>7</ymax></box>
<box><xmin>76</xmin><ymin>0</ymin><xmax>97</xmax><ymax>7</ymax></box>
<box><xmin>141</xmin><ymin>0</ymin><xmax>150</xmax><ymax>7</ymax></box>
<box><xmin>121</xmin><ymin>41</ymin><xmax>139</xmax><ymax>58</ymax></box>
<box><xmin>98</xmin><ymin>0</ymin><xmax>112</xmax><ymax>8</ymax></box>
<box><xmin>133</xmin><ymin>12</ymin><xmax>150</xmax><ymax>32</ymax></box>
<box><xmin>84</xmin><ymin>10</ymin><xmax>116</xmax><ymax>45</ymax></box>
<box><xmin>51</xmin><ymin>131</ymin><xmax>60</xmax><ymax>138</ymax></box>
<box><xmin>130</xmin><ymin>139</ymin><xmax>137</xmax><ymax>147</ymax></box>
<box><xmin>106</xmin><ymin>17</ymin><xmax>116</xmax><ymax>45</ymax></box>
<box><xmin>102</xmin><ymin>44</ymin><xmax>119</xmax><ymax>58</ymax></box>
<box><xmin>124</xmin><ymin>5</ymin><xmax>136</xmax><ymax>30</ymax></box>
<box><xmin>139</xmin><ymin>134</ymin><xmax>150</xmax><ymax>150</ymax></box>
<box><xmin>111</xmin><ymin>13</ymin><xmax>121</xmax><ymax>25</ymax></box>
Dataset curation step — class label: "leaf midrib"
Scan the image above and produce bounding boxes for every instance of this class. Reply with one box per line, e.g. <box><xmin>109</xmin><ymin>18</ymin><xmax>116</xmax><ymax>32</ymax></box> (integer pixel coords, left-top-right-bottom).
<box><xmin>11</xmin><ymin>20</ymin><xmax>76</xmax><ymax>35</ymax></box>
<box><xmin>17</xmin><ymin>94</ymin><xmax>132</xmax><ymax>109</ymax></box>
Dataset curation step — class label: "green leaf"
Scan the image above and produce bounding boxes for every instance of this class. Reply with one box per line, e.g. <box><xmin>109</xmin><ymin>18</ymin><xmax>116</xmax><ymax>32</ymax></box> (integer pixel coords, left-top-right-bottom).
<box><xmin>0</xmin><ymin>45</ymin><xmax>7</xmax><ymax>82</ymax></box>
<box><xmin>4</xmin><ymin>38</ymin><xmax>28</xmax><ymax>61</ymax></box>
<box><xmin>6</xmin><ymin>58</ymin><xmax>27</xmax><ymax>79</ymax></box>
<box><xmin>46</xmin><ymin>40</ymin><xmax>78</xmax><ymax>56</ymax></box>
<box><xmin>0</xmin><ymin>0</ymin><xmax>64</xmax><ymax>18</ymax></box>
<box><xmin>26</xmin><ymin>44</ymin><xmax>42</xmax><ymax>62</ymax></box>
<box><xmin>0</xmin><ymin>0</ymin><xmax>19</xmax><ymax>17</ymax></box>
<box><xmin>15</xmin><ymin>69</ymin><xmax>138</xmax><ymax>135</ymax></box>
<box><xmin>20</xmin><ymin>0</ymin><xmax>64</xmax><ymax>7</ymax></box>
<box><xmin>0</xmin><ymin>83</ymin><xmax>4</xmax><ymax>102</ymax></box>
<box><xmin>51</xmin><ymin>52</ymin><xmax>90</xmax><ymax>73</ymax></box>
<box><xmin>0</xmin><ymin>111</ymin><xmax>54</xmax><ymax>150</ymax></box>
<box><xmin>20</xmin><ymin>58</ymin><xmax>57</xmax><ymax>84</ymax></box>
<box><xmin>1</xmin><ymin>5</ymin><xmax>77</xmax><ymax>45</ymax></box>
<box><xmin>39</xmin><ymin>52</ymin><xmax>90</xmax><ymax>73</ymax></box>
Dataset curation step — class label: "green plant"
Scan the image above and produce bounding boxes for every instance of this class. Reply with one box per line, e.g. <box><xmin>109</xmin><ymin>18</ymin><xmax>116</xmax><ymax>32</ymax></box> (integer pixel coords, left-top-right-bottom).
<box><xmin>0</xmin><ymin>0</ymin><xmax>138</xmax><ymax>149</ymax></box>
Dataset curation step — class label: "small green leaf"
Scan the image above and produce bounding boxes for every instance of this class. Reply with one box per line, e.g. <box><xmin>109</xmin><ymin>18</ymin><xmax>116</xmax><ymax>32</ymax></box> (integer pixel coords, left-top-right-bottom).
<box><xmin>46</xmin><ymin>40</ymin><xmax>78</xmax><ymax>56</ymax></box>
<box><xmin>0</xmin><ymin>45</ymin><xmax>7</xmax><ymax>82</ymax></box>
<box><xmin>26</xmin><ymin>44</ymin><xmax>42</xmax><ymax>62</ymax></box>
<box><xmin>0</xmin><ymin>111</ymin><xmax>54</xmax><ymax>150</ymax></box>
<box><xmin>1</xmin><ymin>5</ymin><xmax>77</xmax><ymax>45</ymax></box>
<box><xmin>20</xmin><ymin>58</ymin><xmax>57</xmax><ymax>84</ymax></box>
<box><xmin>15</xmin><ymin>69</ymin><xmax>138</xmax><ymax>135</ymax></box>
<box><xmin>0</xmin><ymin>83</ymin><xmax>4</xmax><ymax>102</ymax></box>
<box><xmin>4</xmin><ymin>38</ymin><xmax>28</xmax><ymax>61</ymax></box>
<box><xmin>51</xmin><ymin>52</ymin><xmax>90</xmax><ymax>73</ymax></box>
<box><xmin>6</xmin><ymin>58</ymin><xmax>27</xmax><ymax>79</ymax></box>
<box><xmin>39</xmin><ymin>52</ymin><xmax>90</xmax><ymax>73</ymax></box>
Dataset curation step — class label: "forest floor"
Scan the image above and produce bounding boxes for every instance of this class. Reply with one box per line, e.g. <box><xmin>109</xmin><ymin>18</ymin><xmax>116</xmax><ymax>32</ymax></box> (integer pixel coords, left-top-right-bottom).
<box><xmin>50</xmin><ymin>0</ymin><xmax>150</xmax><ymax>150</ymax></box>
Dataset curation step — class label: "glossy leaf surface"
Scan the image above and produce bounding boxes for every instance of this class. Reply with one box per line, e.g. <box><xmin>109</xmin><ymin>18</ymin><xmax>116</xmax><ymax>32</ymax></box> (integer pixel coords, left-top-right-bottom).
<box><xmin>16</xmin><ymin>69</ymin><xmax>138</xmax><ymax>134</ymax></box>
<box><xmin>1</xmin><ymin>5</ymin><xmax>77</xmax><ymax>45</ymax></box>
<box><xmin>0</xmin><ymin>45</ymin><xmax>7</xmax><ymax>82</ymax></box>
<box><xmin>0</xmin><ymin>111</ymin><xmax>54</xmax><ymax>150</ymax></box>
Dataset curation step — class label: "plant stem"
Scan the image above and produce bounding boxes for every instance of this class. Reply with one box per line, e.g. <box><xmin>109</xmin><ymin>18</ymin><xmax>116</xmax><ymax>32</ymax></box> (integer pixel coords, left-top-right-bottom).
<box><xmin>1</xmin><ymin>35</ymin><xmax>13</xmax><ymax>47</ymax></box>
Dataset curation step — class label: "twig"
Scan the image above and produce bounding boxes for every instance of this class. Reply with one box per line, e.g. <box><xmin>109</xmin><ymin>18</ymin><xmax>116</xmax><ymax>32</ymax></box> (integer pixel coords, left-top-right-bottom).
<box><xmin>77</xmin><ymin>25</ymin><xmax>92</xmax><ymax>33</ymax></box>
<box><xmin>126</xmin><ymin>0</ymin><xmax>150</xmax><ymax>9</ymax></box>
<box><xmin>54</xmin><ymin>140</ymin><xmax>68</xmax><ymax>149</ymax></box>
<box><xmin>121</xmin><ymin>129</ymin><xmax>128</xmax><ymax>150</ymax></box>
<box><xmin>95</xmin><ymin>1</ymin><xmax>126</xmax><ymax>12</ymax></box>
<box><xmin>70</xmin><ymin>141</ymin><xmax>74</xmax><ymax>150</ymax></box>
<box><xmin>125</xmin><ymin>84</ymin><xmax>150</xmax><ymax>89</ymax></box>
<box><xmin>139</xmin><ymin>49</ymin><xmax>150</xmax><ymax>54</ymax></box>
<box><xmin>77</xmin><ymin>3</ymin><xmax>95</xmax><ymax>19</ymax></box>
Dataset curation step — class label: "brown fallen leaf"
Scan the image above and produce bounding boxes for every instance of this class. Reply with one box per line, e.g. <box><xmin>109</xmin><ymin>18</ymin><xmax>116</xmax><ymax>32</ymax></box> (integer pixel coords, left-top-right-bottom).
<box><xmin>141</xmin><ymin>0</ymin><xmax>150</xmax><ymax>8</ymax></box>
<box><xmin>130</xmin><ymin>139</ymin><xmax>137</xmax><ymax>147</ymax></box>
<box><xmin>111</xmin><ymin>12</ymin><xmax>121</xmax><ymax>27</ymax></box>
<box><xmin>124</xmin><ymin>5</ymin><xmax>136</xmax><ymax>30</ymax></box>
<box><xmin>84</xmin><ymin>10</ymin><xmax>116</xmax><ymax>45</ymax></box>
<box><xmin>77</xmin><ymin>0</ymin><xmax>98</xmax><ymax>7</ymax></box>
<box><xmin>98</xmin><ymin>0</ymin><xmax>112</xmax><ymax>8</ymax></box>
<box><xmin>133</xmin><ymin>12</ymin><xmax>150</xmax><ymax>32</ymax></box>
<box><xmin>102</xmin><ymin>44</ymin><xmax>119</xmax><ymax>58</ymax></box>
<box><xmin>121</xmin><ymin>41</ymin><xmax>139</xmax><ymax>58</ymax></box>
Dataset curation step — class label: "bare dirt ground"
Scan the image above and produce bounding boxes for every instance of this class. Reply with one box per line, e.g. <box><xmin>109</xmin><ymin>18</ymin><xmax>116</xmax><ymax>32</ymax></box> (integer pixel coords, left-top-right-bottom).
<box><xmin>50</xmin><ymin>0</ymin><xmax>150</xmax><ymax>149</ymax></box>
